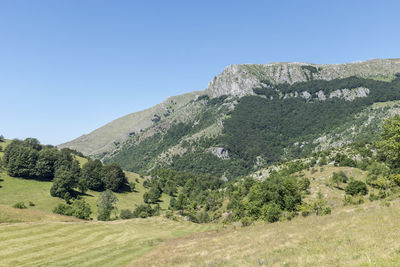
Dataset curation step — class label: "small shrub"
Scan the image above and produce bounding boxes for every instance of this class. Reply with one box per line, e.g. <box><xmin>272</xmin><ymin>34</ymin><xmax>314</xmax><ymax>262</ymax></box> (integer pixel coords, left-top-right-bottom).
<box><xmin>343</xmin><ymin>195</ymin><xmax>364</xmax><ymax>205</ymax></box>
<box><xmin>320</xmin><ymin>206</ymin><xmax>331</xmax><ymax>215</ymax></box>
<box><xmin>195</xmin><ymin>211</ymin><xmax>210</xmax><ymax>223</ymax></box>
<box><xmin>12</xmin><ymin>202</ymin><xmax>27</xmax><ymax>209</ymax></box>
<box><xmin>369</xmin><ymin>192</ymin><xmax>379</xmax><ymax>201</ymax></box>
<box><xmin>28</xmin><ymin>201</ymin><xmax>35</xmax><ymax>207</ymax></box>
<box><xmin>345</xmin><ymin>180</ymin><xmax>368</xmax><ymax>196</ymax></box>
<box><xmin>132</xmin><ymin>204</ymin><xmax>155</xmax><ymax>218</ymax></box>
<box><xmin>97</xmin><ymin>208</ymin><xmax>112</xmax><ymax>221</ymax></box>
<box><xmin>298</xmin><ymin>177</ymin><xmax>311</xmax><ymax>192</ymax></box>
<box><xmin>53</xmin><ymin>200</ymin><xmax>92</xmax><ymax>220</ymax></box>
<box><xmin>260</xmin><ymin>203</ymin><xmax>281</xmax><ymax>223</ymax></box>
<box><xmin>129</xmin><ymin>181</ymin><xmax>136</xmax><ymax>192</ymax></box>
<box><xmin>120</xmin><ymin>209</ymin><xmax>133</xmax><ymax>219</ymax></box>
<box><xmin>299</xmin><ymin>203</ymin><xmax>313</xmax><ymax>217</ymax></box>
<box><xmin>53</xmin><ymin>203</ymin><xmax>74</xmax><ymax>216</ymax></box>
<box><xmin>330</xmin><ymin>171</ymin><xmax>348</xmax><ymax>187</ymax></box>
<box><xmin>240</xmin><ymin>216</ymin><xmax>252</xmax><ymax>227</ymax></box>
<box><xmin>165</xmin><ymin>210</ymin><xmax>175</xmax><ymax>219</ymax></box>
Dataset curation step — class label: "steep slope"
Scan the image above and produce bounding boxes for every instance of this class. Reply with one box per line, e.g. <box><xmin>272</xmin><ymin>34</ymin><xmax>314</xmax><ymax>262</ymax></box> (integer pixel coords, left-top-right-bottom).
<box><xmin>59</xmin><ymin>91</ymin><xmax>203</xmax><ymax>157</ymax></box>
<box><xmin>60</xmin><ymin>58</ymin><xmax>400</xmax><ymax>178</ymax></box>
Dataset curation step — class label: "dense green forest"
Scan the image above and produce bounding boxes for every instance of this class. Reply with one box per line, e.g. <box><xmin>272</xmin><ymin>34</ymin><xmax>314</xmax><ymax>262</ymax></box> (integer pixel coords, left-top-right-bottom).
<box><xmin>221</xmin><ymin>75</ymin><xmax>400</xmax><ymax>167</ymax></box>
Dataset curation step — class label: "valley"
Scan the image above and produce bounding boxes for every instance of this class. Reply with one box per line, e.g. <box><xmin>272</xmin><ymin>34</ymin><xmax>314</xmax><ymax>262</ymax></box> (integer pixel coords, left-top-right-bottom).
<box><xmin>2</xmin><ymin>59</ymin><xmax>400</xmax><ymax>266</ymax></box>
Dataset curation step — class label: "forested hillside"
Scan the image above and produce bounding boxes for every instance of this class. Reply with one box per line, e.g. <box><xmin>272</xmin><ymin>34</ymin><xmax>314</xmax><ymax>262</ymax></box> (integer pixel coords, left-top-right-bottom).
<box><xmin>103</xmin><ymin>73</ymin><xmax>400</xmax><ymax>180</ymax></box>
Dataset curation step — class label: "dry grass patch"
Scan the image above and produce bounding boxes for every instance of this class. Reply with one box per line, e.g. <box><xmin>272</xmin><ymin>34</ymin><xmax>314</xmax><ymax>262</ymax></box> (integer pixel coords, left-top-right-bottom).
<box><xmin>130</xmin><ymin>200</ymin><xmax>400</xmax><ymax>266</ymax></box>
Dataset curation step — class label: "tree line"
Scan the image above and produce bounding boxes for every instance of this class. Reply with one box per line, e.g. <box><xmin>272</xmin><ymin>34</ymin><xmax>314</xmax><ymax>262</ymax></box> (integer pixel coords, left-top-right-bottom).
<box><xmin>2</xmin><ymin>138</ymin><xmax>128</xmax><ymax>202</ymax></box>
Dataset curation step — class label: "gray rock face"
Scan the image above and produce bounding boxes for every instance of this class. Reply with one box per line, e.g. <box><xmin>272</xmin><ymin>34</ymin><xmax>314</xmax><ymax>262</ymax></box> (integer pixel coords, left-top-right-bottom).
<box><xmin>205</xmin><ymin>59</ymin><xmax>400</xmax><ymax>97</ymax></box>
<box><xmin>208</xmin><ymin>147</ymin><xmax>230</xmax><ymax>159</ymax></box>
<box><xmin>316</xmin><ymin>90</ymin><xmax>326</xmax><ymax>101</ymax></box>
<box><xmin>329</xmin><ymin>87</ymin><xmax>370</xmax><ymax>101</ymax></box>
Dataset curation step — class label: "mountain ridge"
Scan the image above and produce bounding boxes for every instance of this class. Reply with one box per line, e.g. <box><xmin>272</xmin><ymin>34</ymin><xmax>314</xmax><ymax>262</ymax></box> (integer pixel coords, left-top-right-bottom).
<box><xmin>59</xmin><ymin>58</ymin><xmax>400</xmax><ymax>177</ymax></box>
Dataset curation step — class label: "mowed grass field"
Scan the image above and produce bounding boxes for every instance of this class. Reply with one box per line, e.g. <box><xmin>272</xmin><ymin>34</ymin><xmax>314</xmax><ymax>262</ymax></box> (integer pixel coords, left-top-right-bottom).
<box><xmin>131</xmin><ymin>200</ymin><xmax>400</xmax><ymax>266</ymax></box>
<box><xmin>0</xmin><ymin>215</ymin><xmax>218</xmax><ymax>267</ymax></box>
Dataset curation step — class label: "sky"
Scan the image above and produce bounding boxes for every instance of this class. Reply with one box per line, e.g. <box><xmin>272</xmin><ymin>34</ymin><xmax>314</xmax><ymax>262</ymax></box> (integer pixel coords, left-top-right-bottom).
<box><xmin>0</xmin><ymin>0</ymin><xmax>399</xmax><ymax>145</ymax></box>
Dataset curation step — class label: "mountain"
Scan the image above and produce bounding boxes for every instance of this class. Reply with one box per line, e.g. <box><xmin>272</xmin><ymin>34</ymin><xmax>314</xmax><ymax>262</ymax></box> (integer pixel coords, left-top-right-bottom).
<box><xmin>59</xmin><ymin>58</ymin><xmax>400</xmax><ymax>178</ymax></box>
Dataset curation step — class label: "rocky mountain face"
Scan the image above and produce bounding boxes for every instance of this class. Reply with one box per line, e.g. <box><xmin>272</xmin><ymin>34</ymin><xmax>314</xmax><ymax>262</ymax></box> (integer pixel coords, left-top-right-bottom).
<box><xmin>59</xmin><ymin>58</ymin><xmax>400</xmax><ymax>178</ymax></box>
<box><xmin>205</xmin><ymin>59</ymin><xmax>400</xmax><ymax>97</ymax></box>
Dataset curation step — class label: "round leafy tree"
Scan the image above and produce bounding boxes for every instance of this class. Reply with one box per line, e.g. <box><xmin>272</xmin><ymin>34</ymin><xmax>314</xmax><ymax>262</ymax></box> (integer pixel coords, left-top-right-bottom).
<box><xmin>345</xmin><ymin>180</ymin><xmax>368</xmax><ymax>196</ymax></box>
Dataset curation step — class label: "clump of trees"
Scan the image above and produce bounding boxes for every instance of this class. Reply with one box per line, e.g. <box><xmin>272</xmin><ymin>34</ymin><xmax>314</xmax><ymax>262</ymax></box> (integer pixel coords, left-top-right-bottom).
<box><xmin>2</xmin><ymin>138</ymin><xmax>128</xmax><ymax>203</ymax></box>
<box><xmin>226</xmin><ymin>174</ymin><xmax>310</xmax><ymax>223</ymax></box>
<box><xmin>80</xmin><ymin>160</ymin><xmax>128</xmax><ymax>192</ymax></box>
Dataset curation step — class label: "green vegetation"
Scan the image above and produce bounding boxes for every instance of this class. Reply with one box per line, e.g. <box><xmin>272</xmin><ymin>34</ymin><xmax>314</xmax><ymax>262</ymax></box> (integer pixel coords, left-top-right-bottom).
<box><xmin>12</xmin><ymin>202</ymin><xmax>27</xmax><ymax>209</ymax></box>
<box><xmin>97</xmin><ymin>189</ymin><xmax>118</xmax><ymax>221</ymax></box>
<box><xmin>345</xmin><ymin>180</ymin><xmax>368</xmax><ymax>196</ymax></box>
<box><xmin>222</xmin><ymin>75</ymin><xmax>400</xmax><ymax>168</ymax></box>
<box><xmin>53</xmin><ymin>199</ymin><xmax>92</xmax><ymax>220</ymax></box>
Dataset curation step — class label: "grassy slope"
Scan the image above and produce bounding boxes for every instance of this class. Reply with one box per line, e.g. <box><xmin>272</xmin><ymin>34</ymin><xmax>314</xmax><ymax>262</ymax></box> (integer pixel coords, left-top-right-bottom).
<box><xmin>0</xmin><ymin>140</ymin><xmax>170</xmax><ymax>218</ymax></box>
<box><xmin>0</xmin><ymin>217</ymin><xmax>218</xmax><ymax>267</ymax></box>
<box><xmin>130</xmin><ymin>200</ymin><xmax>400</xmax><ymax>266</ymax></box>
<box><xmin>301</xmin><ymin>165</ymin><xmax>368</xmax><ymax>207</ymax></box>
<box><xmin>0</xmin><ymin>169</ymin><xmax>170</xmax><ymax>218</ymax></box>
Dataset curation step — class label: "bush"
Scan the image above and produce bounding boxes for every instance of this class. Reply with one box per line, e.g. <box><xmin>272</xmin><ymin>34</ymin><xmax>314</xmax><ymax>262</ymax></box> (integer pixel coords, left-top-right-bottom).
<box><xmin>320</xmin><ymin>206</ymin><xmax>331</xmax><ymax>215</ymax></box>
<box><xmin>299</xmin><ymin>203</ymin><xmax>313</xmax><ymax>217</ymax></box>
<box><xmin>345</xmin><ymin>180</ymin><xmax>368</xmax><ymax>196</ymax></box>
<box><xmin>97</xmin><ymin>209</ymin><xmax>112</xmax><ymax>221</ymax></box>
<box><xmin>28</xmin><ymin>201</ymin><xmax>35</xmax><ymax>206</ymax></box>
<box><xmin>240</xmin><ymin>216</ymin><xmax>252</xmax><ymax>227</ymax></box>
<box><xmin>71</xmin><ymin>200</ymin><xmax>92</xmax><ymax>220</ymax></box>
<box><xmin>120</xmin><ymin>209</ymin><xmax>133</xmax><ymax>219</ymax></box>
<box><xmin>298</xmin><ymin>177</ymin><xmax>311</xmax><ymax>192</ymax></box>
<box><xmin>53</xmin><ymin>203</ymin><xmax>74</xmax><ymax>216</ymax></box>
<box><xmin>330</xmin><ymin>171</ymin><xmax>348</xmax><ymax>187</ymax></box>
<box><xmin>369</xmin><ymin>192</ymin><xmax>379</xmax><ymax>201</ymax></box>
<box><xmin>260</xmin><ymin>203</ymin><xmax>282</xmax><ymax>223</ymax></box>
<box><xmin>53</xmin><ymin>200</ymin><xmax>92</xmax><ymax>220</ymax></box>
<box><xmin>132</xmin><ymin>204</ymin><xmax>156</xmax><ymax>218</ymax></box>
<box><xmin>129</xmin><ymin>181</ymin><xmax>136</xmax><ymax>192</ymax></box>
<box><xmin>12</xmin><ymin>202</ymin><xmax>27</xmax><ymax>209</ymax></box>
<box><xmin>195</xmin><ymin>211</ymin><xmax>210</xmax><ymax>223</ymax></box>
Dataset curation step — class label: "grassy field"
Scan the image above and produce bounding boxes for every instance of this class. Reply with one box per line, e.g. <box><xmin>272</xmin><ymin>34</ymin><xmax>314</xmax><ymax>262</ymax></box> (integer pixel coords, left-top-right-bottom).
<box><xmin>130</xmin><ymin>200</ymin><xmax>400</xmax><ymax>266</ymax></box>
<box><xmin>0</xmin><ymin>169</ymin><xmax>170</xmax><ymax>219</ymax></box>
<box><xmin>0</xmin><ymin>216</ymin><xmax>217</xmax><ymax>267</ymax></box>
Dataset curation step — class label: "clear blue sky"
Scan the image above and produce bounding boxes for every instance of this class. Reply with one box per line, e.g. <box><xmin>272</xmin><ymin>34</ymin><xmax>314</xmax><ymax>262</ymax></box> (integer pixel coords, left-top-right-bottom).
<box><xmin>1</xmin><ymin>0</ymin><xmax>399</xmax><ymax>145</ymax></box>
